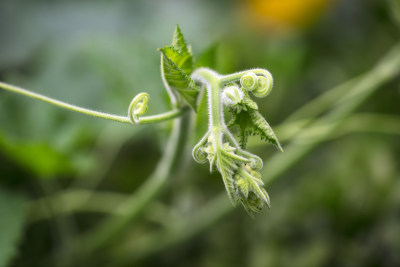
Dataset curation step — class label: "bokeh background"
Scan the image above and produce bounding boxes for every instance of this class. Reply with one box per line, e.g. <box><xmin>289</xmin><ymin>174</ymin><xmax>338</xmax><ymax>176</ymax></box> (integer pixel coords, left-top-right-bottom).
<box><xmin>1</xmin><ymin>0</ymin><xmax>400</xmax><ymax>266</ymax></box>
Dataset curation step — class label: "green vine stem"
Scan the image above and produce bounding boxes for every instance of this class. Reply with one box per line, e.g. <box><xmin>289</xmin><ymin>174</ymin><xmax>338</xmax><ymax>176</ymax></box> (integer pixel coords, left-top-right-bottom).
<box><xmin>0</xmin><ymin>72</ymin><xmax>191</xmax><ymax>263</ymax></box>
<box><xmin>191</xmin><ymin>67</ymin><xmax>278</xmax><ymax>214</ymax></box>
<box><xmin>0</xmin><ymin>81</ymin><xmax>185</xmax><ymax>124</ymax></box>
<box><xmin>28</xmin><ymin>189</ymin><xmax>127</xmax><ymax>223</ymax></box>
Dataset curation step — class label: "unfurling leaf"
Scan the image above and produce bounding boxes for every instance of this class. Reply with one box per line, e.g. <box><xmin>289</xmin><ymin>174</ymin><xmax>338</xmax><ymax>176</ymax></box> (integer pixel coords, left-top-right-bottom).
<box><xmin>228</xmin><ymin>94</ymin><xmax>282</xmax><ymax>151</ymax></box>
<box><xmin>159</xmin><ymin>25</ymin><xmax>200</xmax><ymax>110</ymax></box>
<box><xmin>235</xmin><ymin>165</ymin><xmax>270</xmax><ymax>217</ymax></box>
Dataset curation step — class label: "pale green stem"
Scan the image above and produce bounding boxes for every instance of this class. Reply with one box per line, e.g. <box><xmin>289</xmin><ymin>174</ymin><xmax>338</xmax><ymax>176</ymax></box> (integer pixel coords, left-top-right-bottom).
<box><xmin>29</xmin><ymin>189</ymin><xmax>129</xmax><ymax>223</ymax></box>
<box><xmin>192</xmin><ymin>68</ymin><xmax>224</xmax><ymax>148</ymax></box>
<box><xmin>283</xmin><ymin>76</ymin><xmax>360</xmax><ymax>123</ymax></box>
<box><xmin>0</xmin><ymin>81</ymin><xmax>184</xmax><ymax>124</ymax></box>
<box><xmin>192</xmin><ymin>68</ymin><xmax>241</xmax><ymax>199</ymax></box>
<box><xmin>252</xmin><ymin>113</ymin><xmax>400</xmax><ymax>145</ymax></box>
<box><xmin>139</xmin><ymin>108</ymin><xmax>186</xmax><ymax>124</ymax></box>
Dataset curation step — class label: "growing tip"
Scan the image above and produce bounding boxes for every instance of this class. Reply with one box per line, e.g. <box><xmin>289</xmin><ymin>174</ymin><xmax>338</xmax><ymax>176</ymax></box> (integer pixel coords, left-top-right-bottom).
<box><xmin>277</xmin><ymin>143</ymin><xmax>284</xmax><ymax>152</ymax></box>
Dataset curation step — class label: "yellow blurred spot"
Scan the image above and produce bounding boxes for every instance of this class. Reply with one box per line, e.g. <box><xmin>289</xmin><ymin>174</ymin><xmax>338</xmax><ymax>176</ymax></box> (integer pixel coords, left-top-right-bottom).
<box><xmin>246</xmin><ymin>0</ymin><xmax>334</xmax><ymax>31</ymax></box>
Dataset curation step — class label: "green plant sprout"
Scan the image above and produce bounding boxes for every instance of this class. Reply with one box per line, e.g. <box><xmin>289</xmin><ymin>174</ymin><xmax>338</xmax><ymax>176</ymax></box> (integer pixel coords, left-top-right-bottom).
<box><xmin>0</xmin><ymin>25</ymin><xmax>282</xmax><ymax>216</ymax></box>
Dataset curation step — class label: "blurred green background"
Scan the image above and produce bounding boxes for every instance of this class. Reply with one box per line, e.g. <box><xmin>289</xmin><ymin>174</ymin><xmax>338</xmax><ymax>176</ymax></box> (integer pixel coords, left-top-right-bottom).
<box><xmin>1</xmin><ymin>0</ymin><xmax>400</xmax><ymax>266</ymax></box>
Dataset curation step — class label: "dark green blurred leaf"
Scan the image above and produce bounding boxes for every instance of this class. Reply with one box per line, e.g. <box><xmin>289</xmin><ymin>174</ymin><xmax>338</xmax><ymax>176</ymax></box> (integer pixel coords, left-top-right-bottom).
<box><xmin>388</xmin><ymin>0</ymin><xmax>400</xmax><ymax>27</ymax></box>
<box><xmin>0</xmin><ymin>134</ymin><xmax>73</xmax><ymax>177</ymax></box>
<box><xmin>0</xmin><ymin>188</ymin><xmax>26</xmax><ymax>267</ymax></box>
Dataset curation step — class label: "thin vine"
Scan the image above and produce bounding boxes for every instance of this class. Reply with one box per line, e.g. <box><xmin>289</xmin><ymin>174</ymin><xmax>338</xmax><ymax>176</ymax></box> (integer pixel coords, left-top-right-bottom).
<box><xmin>0</xmin><ymin>81</ymin><xmax>184</xmax><ymax>124</ymax></box>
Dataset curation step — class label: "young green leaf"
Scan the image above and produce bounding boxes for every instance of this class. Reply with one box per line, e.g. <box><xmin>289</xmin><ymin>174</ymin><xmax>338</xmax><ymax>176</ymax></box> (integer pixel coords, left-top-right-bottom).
<box><xmin>214</xmin><ymin>144</ymin><xmax>249</xmax><ymax>204</ymax></box>
<box><xmin>228</xmin><ymin>95</ymin><xmax>282</xmax><ymax>151</ymax></box>
<box><xmin>159</xmin><ymin>25</ymin><xmax>200</xmax><ymax>110</ymax></box>
<box><xmin>235</xmin><ymin>165</ymin><xmax>270</xmax><ymax>217</ymax></box>
<box><xmin>172</xmin><ymin>25</ymin><xmax>191</xmax><ymax>56</ymax></box>
<box><xmin>161</xmin><ymin>46</ymin><xmax>193</xmax><ymax>75</ymax></box>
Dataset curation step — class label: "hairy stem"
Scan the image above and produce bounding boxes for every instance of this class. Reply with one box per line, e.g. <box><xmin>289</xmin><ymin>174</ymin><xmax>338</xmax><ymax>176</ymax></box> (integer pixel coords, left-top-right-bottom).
<box><xmin>264</xmin><ymin>113</ymin><xmax>400</xmax><ymax>144</ymax></box>
<box><xmin>0</xmin><ymin>81</ymin><xmax>184</xmax><ymax>124</ymax></box>
<box><xmin>192</xmin><ymin>68</ymin><xmax>224</xmax><ymax>148</ymax></box>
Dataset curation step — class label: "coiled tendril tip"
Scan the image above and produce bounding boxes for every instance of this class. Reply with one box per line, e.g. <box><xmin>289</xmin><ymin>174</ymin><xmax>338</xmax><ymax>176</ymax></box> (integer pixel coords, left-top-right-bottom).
<box><xmin>238</xmin><ymin>70</ymin><xmax>273</xmax><ymax>98</ymax></box>
<box><xmin>128</xmin><ymin>92</ymin><xmax>150</xmax><ymax>124</ymax></box>
<box><xmin>240</xmin><ymin>72</ymin><xmax>258</xmax><ymax>91</ymax></box>
<box><xmin>252</xmin><ymin>76</ymin><xmax>272</xmax><ymax>98</ymax></box>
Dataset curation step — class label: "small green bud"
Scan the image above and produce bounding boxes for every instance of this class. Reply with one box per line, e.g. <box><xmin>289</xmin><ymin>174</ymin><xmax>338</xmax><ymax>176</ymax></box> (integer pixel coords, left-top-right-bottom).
<box><xmin>222</xmin><ymin>85</ymin><xmax>244</xmax><ymax>106</ymax></box>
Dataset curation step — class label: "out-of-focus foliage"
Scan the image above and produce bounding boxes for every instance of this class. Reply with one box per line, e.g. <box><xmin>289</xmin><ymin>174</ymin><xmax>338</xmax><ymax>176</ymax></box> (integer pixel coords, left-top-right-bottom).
<box><xmin>0</xmin><ymin>189</ymin><xmax>26</xmax><ymax>267</ymax></box>
<box><xmin>0</xmin><ymin>0</ymin><xmax>399</xmax><ymax>266</ymax></box>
